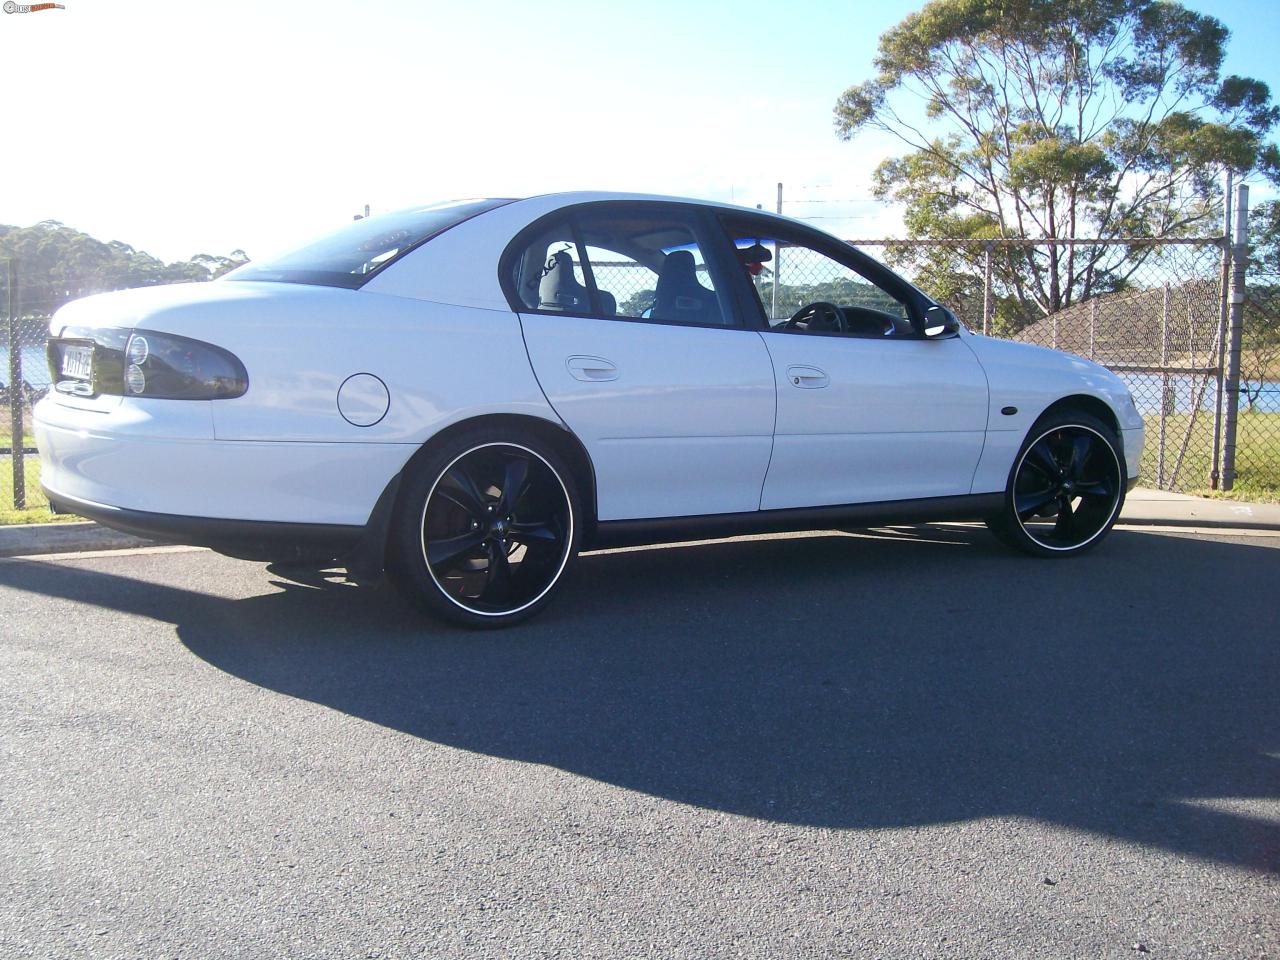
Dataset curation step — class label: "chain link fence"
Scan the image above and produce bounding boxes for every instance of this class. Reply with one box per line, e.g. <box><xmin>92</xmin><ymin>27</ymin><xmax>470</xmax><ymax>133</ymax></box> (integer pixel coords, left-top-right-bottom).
<box><xmin>853</xmin><ymin>237</ymin><xmax>1239</xmax><ymax>494</ymax></box>
<box><xmin>1237</xmin><ymin>268</ymin><xmax>1280</xmax><ymax>495</ymax></box>
<box><xmin>2</xmin><ymin>260</ymin><xmax>55</xmax><ymax>518</ymax></box>
<box><xmin>4</xmin><ymin>229</ymin><xmax>1278</xmax><ymax>520</ymax></box>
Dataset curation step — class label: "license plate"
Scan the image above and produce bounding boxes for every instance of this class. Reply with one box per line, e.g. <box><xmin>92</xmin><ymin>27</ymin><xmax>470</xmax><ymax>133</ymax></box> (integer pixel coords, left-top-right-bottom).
<box><xmin>60</xmin><ymin>344</ymin><xmax>94</xmax><ymax>381</ymax></box>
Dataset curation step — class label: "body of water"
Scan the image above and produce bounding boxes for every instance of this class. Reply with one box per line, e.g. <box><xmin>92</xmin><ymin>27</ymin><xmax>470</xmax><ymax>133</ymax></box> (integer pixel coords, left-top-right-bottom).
<box><xmin>1121</xmin><ymin>372</ymin><xmax>1280</xmax><ymax>416</ymax></box>
<box><xmin>1</xmin><ymin>345</ymin><xmax>52</xmax><ymax>390</ymax></box>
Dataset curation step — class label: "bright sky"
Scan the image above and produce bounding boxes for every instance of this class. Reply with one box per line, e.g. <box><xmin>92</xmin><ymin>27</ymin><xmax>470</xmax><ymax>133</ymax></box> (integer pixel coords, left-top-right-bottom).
<box><xmin>2</xmin><ymin>0</ymin><xmax>1277</xmax><ymax>263</ymax></box>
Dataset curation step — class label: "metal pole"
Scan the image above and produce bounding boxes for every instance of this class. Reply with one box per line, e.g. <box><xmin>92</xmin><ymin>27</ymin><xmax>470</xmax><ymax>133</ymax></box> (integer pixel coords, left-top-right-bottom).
<box><xmin>6</xmin><ymin>258</ymin><xmax>24</xmax><ymax>510</ymax></box>
<box><xmin>771</xmin><ymin>183</ymin><xmax>782</xmax><ymax>321</ymax></box>
<box><xmin>1089</xmin><ymin>299</ymin><xmax>1096</xmax><ymax>361</ymax></box>
<box><xmin>982</xmin><ymin>241</ymin><xmax>993</xmax><ymax>336</ymax></box>
<box><xmin>1158</xmin><ymin>284</ymin><xmax>1170</xmax><ymax>487</ymax></box>
<box><xmin>1210</xmin><ymin>170</ymin><xmax>1233</xmax><ymax>488</ymax></box>
<box><xmin>1221</xmin><ymin>183</ymin><xmax>1249</xmax><ymax>491</ymax></box>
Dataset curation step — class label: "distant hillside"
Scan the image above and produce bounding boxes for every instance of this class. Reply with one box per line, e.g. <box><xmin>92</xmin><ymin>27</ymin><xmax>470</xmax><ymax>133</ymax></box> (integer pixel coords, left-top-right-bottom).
<box><xmin>0</xmin><ymin>221</ymin><xmax>247</xmax><ymax>319</ymax></box>
<box><xmin>1015</xmin><ymin>280</ymin><xmax>1221</xmax><ymax>367</ymax></box>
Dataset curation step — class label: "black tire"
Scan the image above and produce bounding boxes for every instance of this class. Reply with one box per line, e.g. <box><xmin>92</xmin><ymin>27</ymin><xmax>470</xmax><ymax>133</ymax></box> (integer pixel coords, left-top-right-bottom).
<box><xmin>387</xmin><ymin>426</ymin><xmax>582</xmax><ymax>628</ymax></box>
<box><xmin>986</xmin><ymin>409</ymin><xmax>1127</xmax><ymax>557</ymax></box>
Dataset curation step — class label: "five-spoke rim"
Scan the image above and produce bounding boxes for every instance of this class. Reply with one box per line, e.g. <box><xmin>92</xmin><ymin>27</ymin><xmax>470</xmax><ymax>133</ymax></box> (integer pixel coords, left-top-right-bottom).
<box><xmin>1013</xmin><ymin>424</ymin><xmax>1123</xmax><ymax>551</ymax></box>
<box><xmin>420</xmin><ymin>443</ymin><xmax>573</xmax><ymax>616</ymax></box>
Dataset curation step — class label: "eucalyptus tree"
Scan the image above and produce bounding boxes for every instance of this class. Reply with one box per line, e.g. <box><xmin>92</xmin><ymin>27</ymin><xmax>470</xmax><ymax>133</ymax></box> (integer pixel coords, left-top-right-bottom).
<box><xmin>835</xmin><ymin>0</ymin><xmax>1279</xmax><ymax>326</ymax></box>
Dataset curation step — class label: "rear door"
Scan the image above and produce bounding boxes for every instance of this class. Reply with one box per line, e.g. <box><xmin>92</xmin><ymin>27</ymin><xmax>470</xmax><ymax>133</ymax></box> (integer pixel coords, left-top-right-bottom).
<box><xmin>508</xmin><ymin>202</ymin><xmax>776</xmax><ymax>521</ymax></box>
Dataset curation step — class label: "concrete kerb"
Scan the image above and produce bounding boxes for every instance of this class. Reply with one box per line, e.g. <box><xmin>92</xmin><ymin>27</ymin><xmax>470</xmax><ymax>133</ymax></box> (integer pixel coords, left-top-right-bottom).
<box><xmin>0</xmin><ymin>521</ymin><xmax>157</xmax><ymax>558</ymax></box>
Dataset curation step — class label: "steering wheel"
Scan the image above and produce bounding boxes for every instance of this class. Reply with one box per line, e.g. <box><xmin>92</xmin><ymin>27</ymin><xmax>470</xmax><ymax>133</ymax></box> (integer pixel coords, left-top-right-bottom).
<box><xmin>788</xmin><ymin>301</ymin><xmax>846</xmax><ymax>333</ymax></box>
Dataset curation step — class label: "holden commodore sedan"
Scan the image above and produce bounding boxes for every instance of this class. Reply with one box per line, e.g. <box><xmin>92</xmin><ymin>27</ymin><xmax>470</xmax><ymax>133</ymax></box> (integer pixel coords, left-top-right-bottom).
<box><xmin>35</xmin><ymin>193</ymin><xmax>1143</xmax><ymax>627</ymax></box>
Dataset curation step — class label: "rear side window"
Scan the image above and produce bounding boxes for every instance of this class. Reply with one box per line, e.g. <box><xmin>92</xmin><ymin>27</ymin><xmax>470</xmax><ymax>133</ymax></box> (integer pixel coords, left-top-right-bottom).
<box><xmin>225</xmin><ymin>199</ymin><xmax>510</xmax><ymax>289</ymax></box>
<box><xmin>504</xmin><ymin>203</ymin><xmax>735</xmax><ymax>327</ymax></box>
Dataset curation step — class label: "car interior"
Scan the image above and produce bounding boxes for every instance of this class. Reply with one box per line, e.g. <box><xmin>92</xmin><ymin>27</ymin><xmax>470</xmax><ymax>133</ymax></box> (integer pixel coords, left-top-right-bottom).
<box><xmin>728</xmin><ymin>233</ymin><xmax>916</xmax><ymax>339</ymax></box>
<box><xmin>511</xmin><ymin>208</ymin><xmax>917</xmax><ymax>338</ymax></box>
<box><xmin>513</xmin><ymin>212</ymin><xmax>730</xmax><ymax>326</ymax></box>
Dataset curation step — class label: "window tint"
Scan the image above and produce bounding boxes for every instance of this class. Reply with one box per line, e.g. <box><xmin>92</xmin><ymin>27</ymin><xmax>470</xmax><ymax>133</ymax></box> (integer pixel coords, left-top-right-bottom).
<box><xmin>724</xmin><ymin>219</ymin><xmax>914</xmax><ymax>337</ymax></box>
<box><xmin>227</xmin><ymin>199</ymin><xmax>510</xmax><ymax>289</ymax></box>
<box><xmin>509</xmin><ymin>218</ymin><xmax>592</xmax><ymax>313</ymax></box>
<box><xmin>507</xmin><ymin>204</ymin><xmax>734</xmax><ymax>327</ymax></box>
<box><xmin>577</xmin><ymin>210</ymin><xmax>726</xmax><ymax>325</ymax></box>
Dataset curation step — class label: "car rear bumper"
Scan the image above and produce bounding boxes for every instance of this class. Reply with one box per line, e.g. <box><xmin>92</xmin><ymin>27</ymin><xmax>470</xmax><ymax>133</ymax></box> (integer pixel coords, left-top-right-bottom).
<box><xmin>33</xmin><ymin>394</ymin><xmax>412</xmax><ymax>529</ymax></box>
<box><xmin>42</xmin><ymin>486</ymin><xmax>364</xmax><ymax>561</ymax></box>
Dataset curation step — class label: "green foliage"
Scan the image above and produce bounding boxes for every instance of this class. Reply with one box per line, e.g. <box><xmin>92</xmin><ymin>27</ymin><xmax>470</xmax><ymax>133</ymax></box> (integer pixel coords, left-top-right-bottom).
<box><xmin>1242</xmin><ymin>200</ymin><xmax>1280</xmax><ymax>410</ymax></box>
<box><xmin>619</xmin><ymin>288</ymin><xmax>656</xmax><ymax>317</ymax></box>
<box><xmin>617</xmin><ymin>277</ymin><xmax>898</xmax><ymax>322</ymax></box>
<box><xmin>0</xmin><ymin>221</ymin><xmax>248</xmax><ymax>317</ymax></box>
<box><xmin>754</xmin><ymin>276</ymin><xmax>902</xmax><ymax>320</ymax></box>
<box><xmin>1250</xmin><ymin>199</ymin><xmax>1280</xmax><ymax>275</ymax></box>
<box><xmin>835</xmin><ymin>0</ymin><xmax>1279</xmax><ymax>327</ymax></box>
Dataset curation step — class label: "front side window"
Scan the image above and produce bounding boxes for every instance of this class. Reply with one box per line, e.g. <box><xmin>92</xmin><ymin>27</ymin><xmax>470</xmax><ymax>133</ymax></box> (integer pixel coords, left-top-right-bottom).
<box><xmin>722</xmin><ymin>217</ymin><xmax>916</xmax><ymax>338</ymax></box>
<box><xmin>505</xmin><ymin>204</ymin><xmax>735</xmax><ymax>327</ymax></box>
<box><xmin>226</xmin><ymin>199</ymin><xmax>510</xmax><ymax>289</ymax></box>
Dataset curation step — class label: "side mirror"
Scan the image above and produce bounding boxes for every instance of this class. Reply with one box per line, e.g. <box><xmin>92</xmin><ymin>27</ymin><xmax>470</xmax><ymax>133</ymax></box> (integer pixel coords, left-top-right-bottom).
<box><xmin>923</xmin><ymin>305</ymin><xmax>961</xmax><ymax>339</ymax></box>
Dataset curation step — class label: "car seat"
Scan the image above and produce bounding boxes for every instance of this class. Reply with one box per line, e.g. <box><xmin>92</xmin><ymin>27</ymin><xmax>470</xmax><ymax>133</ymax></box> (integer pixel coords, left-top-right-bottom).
<box><xmin>651</xmin><ymin>250</ymin><xmax>722</xmax><ymax>325</ymax></box>
<box><xmin>538</xmin><ymin>251</ymin><xmax>591</xmax><ymax>312</ymax></box>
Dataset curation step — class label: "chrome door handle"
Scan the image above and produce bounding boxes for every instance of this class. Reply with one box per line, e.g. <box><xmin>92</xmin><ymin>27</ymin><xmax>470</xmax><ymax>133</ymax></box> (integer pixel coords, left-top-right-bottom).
<box><xmin>786</xmin><ymin>365</ymin><xmax>829</xmax><ymax>389</ymax></box>
<box><xmin>566</xmin><ymin>356</ymin><xmax>618</xmax><ymax>382</ymax></box>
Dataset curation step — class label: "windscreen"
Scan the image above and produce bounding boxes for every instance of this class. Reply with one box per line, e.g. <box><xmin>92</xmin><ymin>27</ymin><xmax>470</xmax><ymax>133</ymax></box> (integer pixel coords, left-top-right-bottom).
<box><xmin>224</xmin><ymin>199</ymin><xmax>512</xmax><ymax>289</ymax></box>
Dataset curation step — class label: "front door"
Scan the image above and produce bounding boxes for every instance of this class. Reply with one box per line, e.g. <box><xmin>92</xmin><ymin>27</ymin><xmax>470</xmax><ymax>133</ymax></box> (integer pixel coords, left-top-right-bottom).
<box><xmin>718</xmin><ymin>215</ymin><xmax>989</xmax><ymax>510</ymax></box>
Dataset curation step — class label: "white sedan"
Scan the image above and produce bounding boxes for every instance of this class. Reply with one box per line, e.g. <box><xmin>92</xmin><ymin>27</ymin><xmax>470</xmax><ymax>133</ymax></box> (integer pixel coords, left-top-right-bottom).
<box><xmin>35</xmin><ymin>193</ymin><xmax>1144</xmax><ymax>627</ymax></box>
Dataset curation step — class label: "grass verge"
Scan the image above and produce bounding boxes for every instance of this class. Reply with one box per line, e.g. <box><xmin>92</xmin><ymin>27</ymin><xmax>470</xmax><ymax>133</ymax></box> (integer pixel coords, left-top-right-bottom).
<box><xmin>1</xmin><ymin>452</ymin><xmax>82</xmax><ymax>525</ymax></box>
<box><xmin>1141</xmin><ymin>410</ymin><xmax>1280</xmax><ymax>497</ymax></box>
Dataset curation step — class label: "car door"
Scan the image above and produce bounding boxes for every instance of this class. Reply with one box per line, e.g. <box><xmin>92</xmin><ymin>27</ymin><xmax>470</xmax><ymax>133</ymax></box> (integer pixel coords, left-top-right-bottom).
<box><xmin>507</xmin><ymin>202</ymin><xmax>776</xmax><ymax>521</ymax></box>
<box><xmin>719</xmin><ymin>215</ymin><xmax>989</xmax><ymax>510</ymax></box>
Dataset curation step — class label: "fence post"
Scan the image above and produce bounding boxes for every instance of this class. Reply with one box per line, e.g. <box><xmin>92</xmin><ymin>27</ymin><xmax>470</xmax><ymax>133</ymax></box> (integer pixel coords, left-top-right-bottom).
<box><xmin>771</xmin><ymin>183</ymin><xmax>782</xmax><ymax>321</ymax></box>
<box><xmin>1221</xmin><ymin>184</ymin><xmax>1249</xmax><ymax>491</ymax></box>
<box><xmin>1158</xmin><ymin>284</ymin><xmax>1171</xmax><ymax>487</ymax></box>
<box><xmin>982</xmin><ymin>241</ymin><xmax>993</xmax><ymax>335</ymax></box>
<box><xmin>1089</xmin><ymin>299</ymin><xmax>1096</xmax><ymax>361</ymax></box>
<box><xmin>6</xmin><ymin>258</ymin><xmax>24</xmax><ymax>510</ymax></box>
<box><xmin>1210</xmin><ymin>173</ymin><xmax>1233</xmax><ymax>488</ymax></box>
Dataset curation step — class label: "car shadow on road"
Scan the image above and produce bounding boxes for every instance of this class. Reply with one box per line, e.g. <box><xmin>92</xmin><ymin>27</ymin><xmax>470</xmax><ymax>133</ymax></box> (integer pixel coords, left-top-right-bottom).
<box><xmin>4</xmin><ymin>526</ymin><xmax>1278</xmax><ymax>872</ymax></box>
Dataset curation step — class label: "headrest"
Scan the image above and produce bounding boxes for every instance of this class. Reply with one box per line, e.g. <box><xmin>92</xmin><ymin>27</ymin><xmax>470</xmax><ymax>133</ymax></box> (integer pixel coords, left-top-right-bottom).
<box><xmin>665</xmin><ymin>249</ymin><xmax>696</xmax><ymax>272</ymax></box>
<box><xmin>538</xmin><ymin>250</ymin><xmax>589</xmax><ymax>311</ymax></box>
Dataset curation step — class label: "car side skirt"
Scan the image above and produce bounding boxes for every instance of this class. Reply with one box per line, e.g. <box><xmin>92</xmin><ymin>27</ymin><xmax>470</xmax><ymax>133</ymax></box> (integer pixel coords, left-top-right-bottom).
<box><xmin>587</xmin><ymin>493</ymin><xmax>1006</xmax><ymax>550</ymax></box>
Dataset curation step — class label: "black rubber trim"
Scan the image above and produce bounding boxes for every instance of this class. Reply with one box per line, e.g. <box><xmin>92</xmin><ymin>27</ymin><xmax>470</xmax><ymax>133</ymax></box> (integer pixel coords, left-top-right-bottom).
<box><xmin>44</xmin><ymin>487</ymin><xmax>363</xmax><ymax>562</ymax></box>
<box><xmin>588</xmin><ymin>493</ymin><xmax>1006</xmax><ymax>549</ymax></box>
<box><xmin>1127</xmin><ymin>475</ymin><xmax>1140</xmax><ymax>492</ymax></box>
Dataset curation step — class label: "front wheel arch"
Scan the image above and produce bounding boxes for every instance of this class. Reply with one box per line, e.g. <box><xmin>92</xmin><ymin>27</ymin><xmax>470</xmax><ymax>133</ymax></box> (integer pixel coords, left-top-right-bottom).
<box><xmin>986</xmin><ymin>407</ymin><xmax>1127</xmax><ymax>557</ymax></box>
<box><xmin>1034</xmin><ymin>394</ymin><xmax>1124</xmax><ymax>456</ymax></box>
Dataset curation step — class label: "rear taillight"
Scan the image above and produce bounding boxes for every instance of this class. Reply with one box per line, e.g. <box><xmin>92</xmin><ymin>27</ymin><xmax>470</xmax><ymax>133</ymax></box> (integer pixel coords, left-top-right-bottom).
<box><xmin>48</xmin><ymin>327</ymin><xmax>248</xmax><ymax>401</ymax></box>
<box><xmin>117</xmin><ymin>330</ymin><xmax>248</xmax><ymax>400</ymax></box>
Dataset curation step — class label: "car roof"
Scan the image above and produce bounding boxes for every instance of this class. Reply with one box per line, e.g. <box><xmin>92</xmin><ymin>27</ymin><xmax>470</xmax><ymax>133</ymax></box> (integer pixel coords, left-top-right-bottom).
<box><xmin>361</xmin><ymin>191</ymin><xmax>848</xmax><ymax>311</ymax></box>
<box><xmin>509</xmin><ymin>191</ymin><xmax>821</xmax><ymax>232</ymax></box>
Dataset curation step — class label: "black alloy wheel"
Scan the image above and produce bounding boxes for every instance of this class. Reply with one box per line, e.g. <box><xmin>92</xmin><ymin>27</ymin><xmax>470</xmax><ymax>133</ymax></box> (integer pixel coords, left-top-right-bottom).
<box><xmin>987</xmin><ymin>411</ymin><xmax>1126</xmax><ymax>556</ymax></box>
<box><xmin>389</xmin><ymin>431</ymin><xmax>580</xmax><ymax>627</ymax></box>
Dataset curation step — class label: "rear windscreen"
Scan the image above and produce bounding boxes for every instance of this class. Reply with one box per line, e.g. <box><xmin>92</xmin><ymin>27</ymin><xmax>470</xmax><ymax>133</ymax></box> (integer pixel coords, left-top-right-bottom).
<box><xmin>224</xmin><ymin>199</ymin><xmax>512</xmax><ymax>289</ymax></box>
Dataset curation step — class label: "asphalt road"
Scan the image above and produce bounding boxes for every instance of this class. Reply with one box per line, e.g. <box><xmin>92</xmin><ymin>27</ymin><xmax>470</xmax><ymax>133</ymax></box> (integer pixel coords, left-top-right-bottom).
<box><xmin>1</xmin><ymin>525</ymin><xmax>1277</xmax><ymax>959</ymax></box>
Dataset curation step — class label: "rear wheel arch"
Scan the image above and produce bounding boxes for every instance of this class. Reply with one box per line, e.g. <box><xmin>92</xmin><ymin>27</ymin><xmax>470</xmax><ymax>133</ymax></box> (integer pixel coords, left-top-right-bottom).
<box><xmin>392</xmin><ymin>414</ymin><xmax>597</xmax><ymax>531</ymax></box>
<box><xmin>346</xmin><ymin>414</ymin><xmax>597</xmax><ymax>583</ymax></box>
